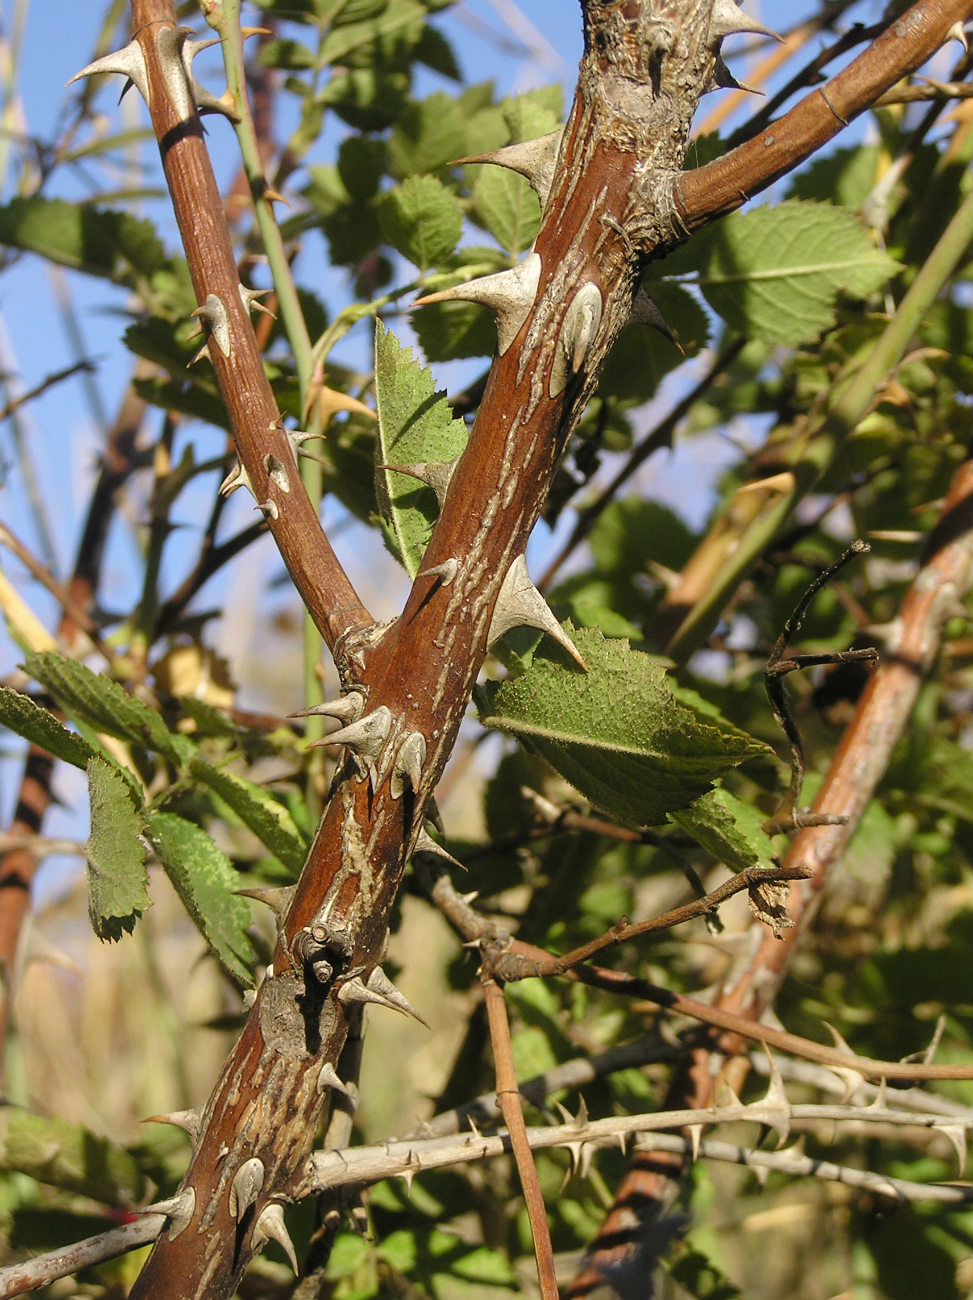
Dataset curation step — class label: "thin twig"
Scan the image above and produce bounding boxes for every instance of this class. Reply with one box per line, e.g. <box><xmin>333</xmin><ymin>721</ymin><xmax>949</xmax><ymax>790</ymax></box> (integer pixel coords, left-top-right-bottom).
<box><xmin>764</xmin><ymin>539</ymin><xmax>878</xmax><ymax>831</ymax></box>
<box><xmin>418</xmin><ymin>863</ymin><xmax>973</xmax><ymax>1085</ymax></box>
<box><xmin>495</xmin><ymin>864</ymin><xmax>812</xmax><ymax>977</ymax></box>
<box><xmin>483</xmin><ymin>977</ymin><xmax>560</xmax><ymax>1300</ymax></box>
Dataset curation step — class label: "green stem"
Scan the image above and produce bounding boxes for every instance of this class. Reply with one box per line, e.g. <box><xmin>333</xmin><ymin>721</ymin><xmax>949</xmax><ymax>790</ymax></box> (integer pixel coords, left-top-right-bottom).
<box><xmin>666</xmin><ymin>183</ymin><xmax>973</xmax><ymax>661</ymax></box>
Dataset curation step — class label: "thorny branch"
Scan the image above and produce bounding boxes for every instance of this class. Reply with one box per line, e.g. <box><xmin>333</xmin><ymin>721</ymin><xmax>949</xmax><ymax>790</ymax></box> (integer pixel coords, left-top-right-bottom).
<box><xmin>569</xmin><ymin>383</ymin><xmax>973</xmax><ymax>1294</ymax></box>
<box><xmin>27</xmin><ymin>0</ymin><xmax>968</xmax><ymax>1296</ymax></box>
<box><xmin>2</xmin><ymin>1094</ymin><xmax>966</xmax><ymax>1299</ymax></box>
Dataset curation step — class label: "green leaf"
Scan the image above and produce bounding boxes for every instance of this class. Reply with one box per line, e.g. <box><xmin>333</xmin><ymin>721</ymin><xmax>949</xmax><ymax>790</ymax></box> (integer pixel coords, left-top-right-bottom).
<box><xmin>387</xmin><ymin>91</ymin><xmax>467</xmax><ymax>178</ymax></box>
<box><xmin>320</xmin><ymin>0</ymin><xmax>426</xmax><ymax>67</ymax></box>
<box><xmin>789</xmin><ymin>144</ymin><xmax>883</xmax><ymax>209</ymax></box>
<box><xmin>472</xmin><ymin>167</ymin><xmax>540</xmax><ymax>256</ymax></box>
<box><xmin>0</xmin><ymin>1107</ymin><xmax>148</xmax><ymax>1206</ymax></box>
<box><xmin>0</xmin><ymin>686</ymin><xmax>95</xmax><ymax>769</ymax></box>
<box><xmin>478</xmin><ymin>625</ymin><xmax>767</xmax><ymax>826</ymax></box>
<box><xmin>379</xmin><ymin>174</ymin><xmax>463</xmax><ymax>271</ymax></box>
<box><xmin>373</xmin><ymin>320</ymin><xmax>468</xmax><ymax>575</ymax></box>
<box><xmin>85</xmin><ymin>757</ymin><xmax>149</xmax><ymax>942</ymax></box>
<box><xmin>24</xmin><ymin>651</ymin><xmax>196</xmax><ymax>768</ymax></box>
<box><xmin>411</xmin><ymin>296</ymin><xmax>498</xmax><ymax>361</ymax></box>
<box><xmin>190</xmin><ymin>758</ymin><xmax>307</xmax><ymax>873</ymax></box>
<box><xmin>143</xmin><ymin>812</ymin><xmax>254</xmax><ymax>987</ymax></box>
<box><xmin>669</xmin><ymin>785</ymin><xmax>777</xmax><ymax>871</ymax></box>
<box><xmin>665</xmin><ymin>201</ymin><xmax>900</xmax><ymax>345</ymax></box>
<box><xmin>0</xmin><ymin>197</ymin><xmax>167</xmax><ymax>288</ymax></box>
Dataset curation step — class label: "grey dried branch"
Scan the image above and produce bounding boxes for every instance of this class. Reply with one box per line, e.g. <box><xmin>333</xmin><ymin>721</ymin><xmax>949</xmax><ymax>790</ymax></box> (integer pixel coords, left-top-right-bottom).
<box><xmin>4</xmin><ymin>1095</ymin><xmax>965</xmax><ymax>1299</ymax></box>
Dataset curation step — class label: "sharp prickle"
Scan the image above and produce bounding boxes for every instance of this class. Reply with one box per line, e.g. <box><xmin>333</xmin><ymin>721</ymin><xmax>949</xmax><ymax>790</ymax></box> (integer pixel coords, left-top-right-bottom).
<box><xmin>454</xmin><ymin>130</ymin><xmax>563</xmax><ymax>208</ymax></box>
<box><xmin>252</xmin><ymin>1202</ymin><xmax>299</xmax><ymax>1273</ymax></box>
<box><xmin>390</xmin><ymin>731</ymin><xmax>426</xmax><ymax>800</ymax></box>
<box><xmin>413</xmin><ymin>253</ymin><xmax>541</xmax><ymax>356</ymax></box>
<box><xmin>67</xmin><ymin>40</ymin><xmax>150</xmax><ymax>104</ymax></box>
<box><xmin>229</xmin><ymin>1156</ymin><xmax>265</xmax><ymax>1221</ymax></box>
<box><xmin>488</xmin><ymin>555</ymin><xmax>587</xmax><ymax>669</ymax></box>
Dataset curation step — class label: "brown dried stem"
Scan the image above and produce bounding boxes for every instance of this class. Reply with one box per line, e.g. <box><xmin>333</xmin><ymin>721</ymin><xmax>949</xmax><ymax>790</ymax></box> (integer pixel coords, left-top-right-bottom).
<box><xmin>483</xmin><ymin>977</ymin><xmax>560</xmax><ymax>1300</ymax></box>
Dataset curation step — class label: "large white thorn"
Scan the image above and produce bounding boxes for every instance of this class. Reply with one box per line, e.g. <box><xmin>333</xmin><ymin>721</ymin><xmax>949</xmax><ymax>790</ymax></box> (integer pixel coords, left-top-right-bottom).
<box><xmin>708</xmin><ymin>0</ymin><xmax>783</xmax><ymax>46</ymax></box>
<box><xmin>229</xmin><ymin>1157</ymin><xmax>265</xmax><ymax>1221</ymax></box>
<box><xmin>390</xmin><ymin>731</ymin><xmax>426</xmax><ymax>799</ymax></box>
<box><xmin>488</xmin><ymin>555</ymin><xmax>587</xmax><ymax>669</ymax></box>
<box><xmin>67</xmin><ymin>40</ymin><xmax>150</xmax><ymax>104</ymax></box>
<box><xmin>290</xmin><ymin>691</ymin><xmax>365</xmax><ymax>726</ymax></box>
<box><xmin>454</xmin><ymin>130</ymin><xmax>563</xmax><ymax>208</ymax></box>
<box><xmin>550</xmin><ymin>282</ymin><xmax>603</xmax><ymax>398</ymax></box>
<box><xmin>252</xmin><ymin>1202</ymin><xmax>299</xmax><ymax>1273</ymax></box>
<box><xmin>310</xmin><ymin>706</ymin><xmax>392</xmax><ymax>783</ymax></box>
<box><xmin>413</xmin><ymin>253</ymin><xmax>541</xmax><ymax>356</ymax></box>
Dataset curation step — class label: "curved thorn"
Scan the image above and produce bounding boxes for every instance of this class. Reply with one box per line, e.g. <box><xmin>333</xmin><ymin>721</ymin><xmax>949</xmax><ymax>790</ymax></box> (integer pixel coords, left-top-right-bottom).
<box><xmin>412</xmin><ymin>826</ymin><xmax>465</xmax><ymax>870</ymax></box>
<box><xmin>336</xmin><ymin>975</ymin><xmax>386</xmax><ymax>1009</ymax></box>
<box><xmin>229</xmin><ymin>1156</ymin><xmax>265</xmax><ymax>1221</ymax></box>
<box><xmin>711</xmin><ymin>52</ymin><xmax>762</xmax><ymax>95</ymax></box>
<box><xmin>142</xmin><ymin>1186</ymin><xmax>196</xmax><ymax>1240</ymax></box>
<box><xmin>488</xmin><ymin>555</ymin><xmax>587</xmax><ymax>669</ymax></box>
<box><xmin>308</xmin><ymin>706</ymin><xmax>393</xmax><ymax>783</ymax></box>
<box><xmin>66</xmin><ymin>40</ymin><xmax>149</xmax><ymax>104</ymax></box>
<box><xmin>366</xmin><ymin>966</ymin><xmax>430</xmax><ymax>1027</ymax></box>
<box><xmin>632</xmin><ymin>288</ymin><xmax>679</xmax><ymax>348</ymax></box>
<box><xmin>550</xmin><ymin>282</ymin><xmax>602</xmax><ymax>398</ymax></box>
<box><xmin>390</xmin><ymin>731</ymin><xmax>426</xmax><ymax>800</ymax></box>
<box><xmin>417</xmin><ymin>558</ymin><xmax>459</xmax><ymax>587</ymax></box>
<box><xmin>255</xmin><ymin>498</ymin><xmax>279</xmax><ymax>521</ymax></box>
<box><xmin>240</xmin><ymin>284</ymin><xmax>276</xmax><ymax>317</ymax></box>
<box><xmin>708</xmin><ymin>0</ymin><xmax>783</xmax><ymax>46</ymax></box>
<box><xmin>453</xmin><ymin>130</ymin><xmax>563</xmax><ymax>207</ymax></box>
<box><xmin>143</xmin><ymin>1108</ymin><xmax>202</xmax><ymax>1146</ymax></box>
<box><xmin>289</xmin><ymin>692</ymin><xmax>365</xmax><ymax>725</ymax></box>
<box><xmin>378</xmin><ymin>458</ymin><xmax>458</xmax><ymax>508</ymax></box>
<box><xmin>413</xmin><ymin>253</ymin><xmax>541</xmax><ymax>355</ymax></box>
<box><xmin>219</xmin><ymin>460</ymin><xmax>253</xmax><ymax>499</ymax></box>
<box><xmin>235</xmin><ymin>884</ymin><xmax>295</xmax><ymax>923</ymax></box>
<box><xmin>317</xmin><ymin>1060</ymin><xmax>353</xmax><ymax>1097</ymax></box>
<box><xmin>252</xmin><ymin>1202</ymin><xmax>299</xmax><ymax>1272</ymax></box>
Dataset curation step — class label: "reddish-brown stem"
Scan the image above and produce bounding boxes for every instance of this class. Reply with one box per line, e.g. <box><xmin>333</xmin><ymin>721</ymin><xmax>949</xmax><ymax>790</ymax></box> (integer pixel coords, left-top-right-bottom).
<box><xmin>676</xmin><ymin>0</ymin><xmax>973</xmax><ymax>229</ymax></box>
<box><xmin>496</xmin><ymin>864</ymin><xmax>813</xmax><ymax>975</ymax></box>
<box><xmin>130</xmin><ymin>0</ymin><xmax>370</xmax><ymax>656</ymax></box>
